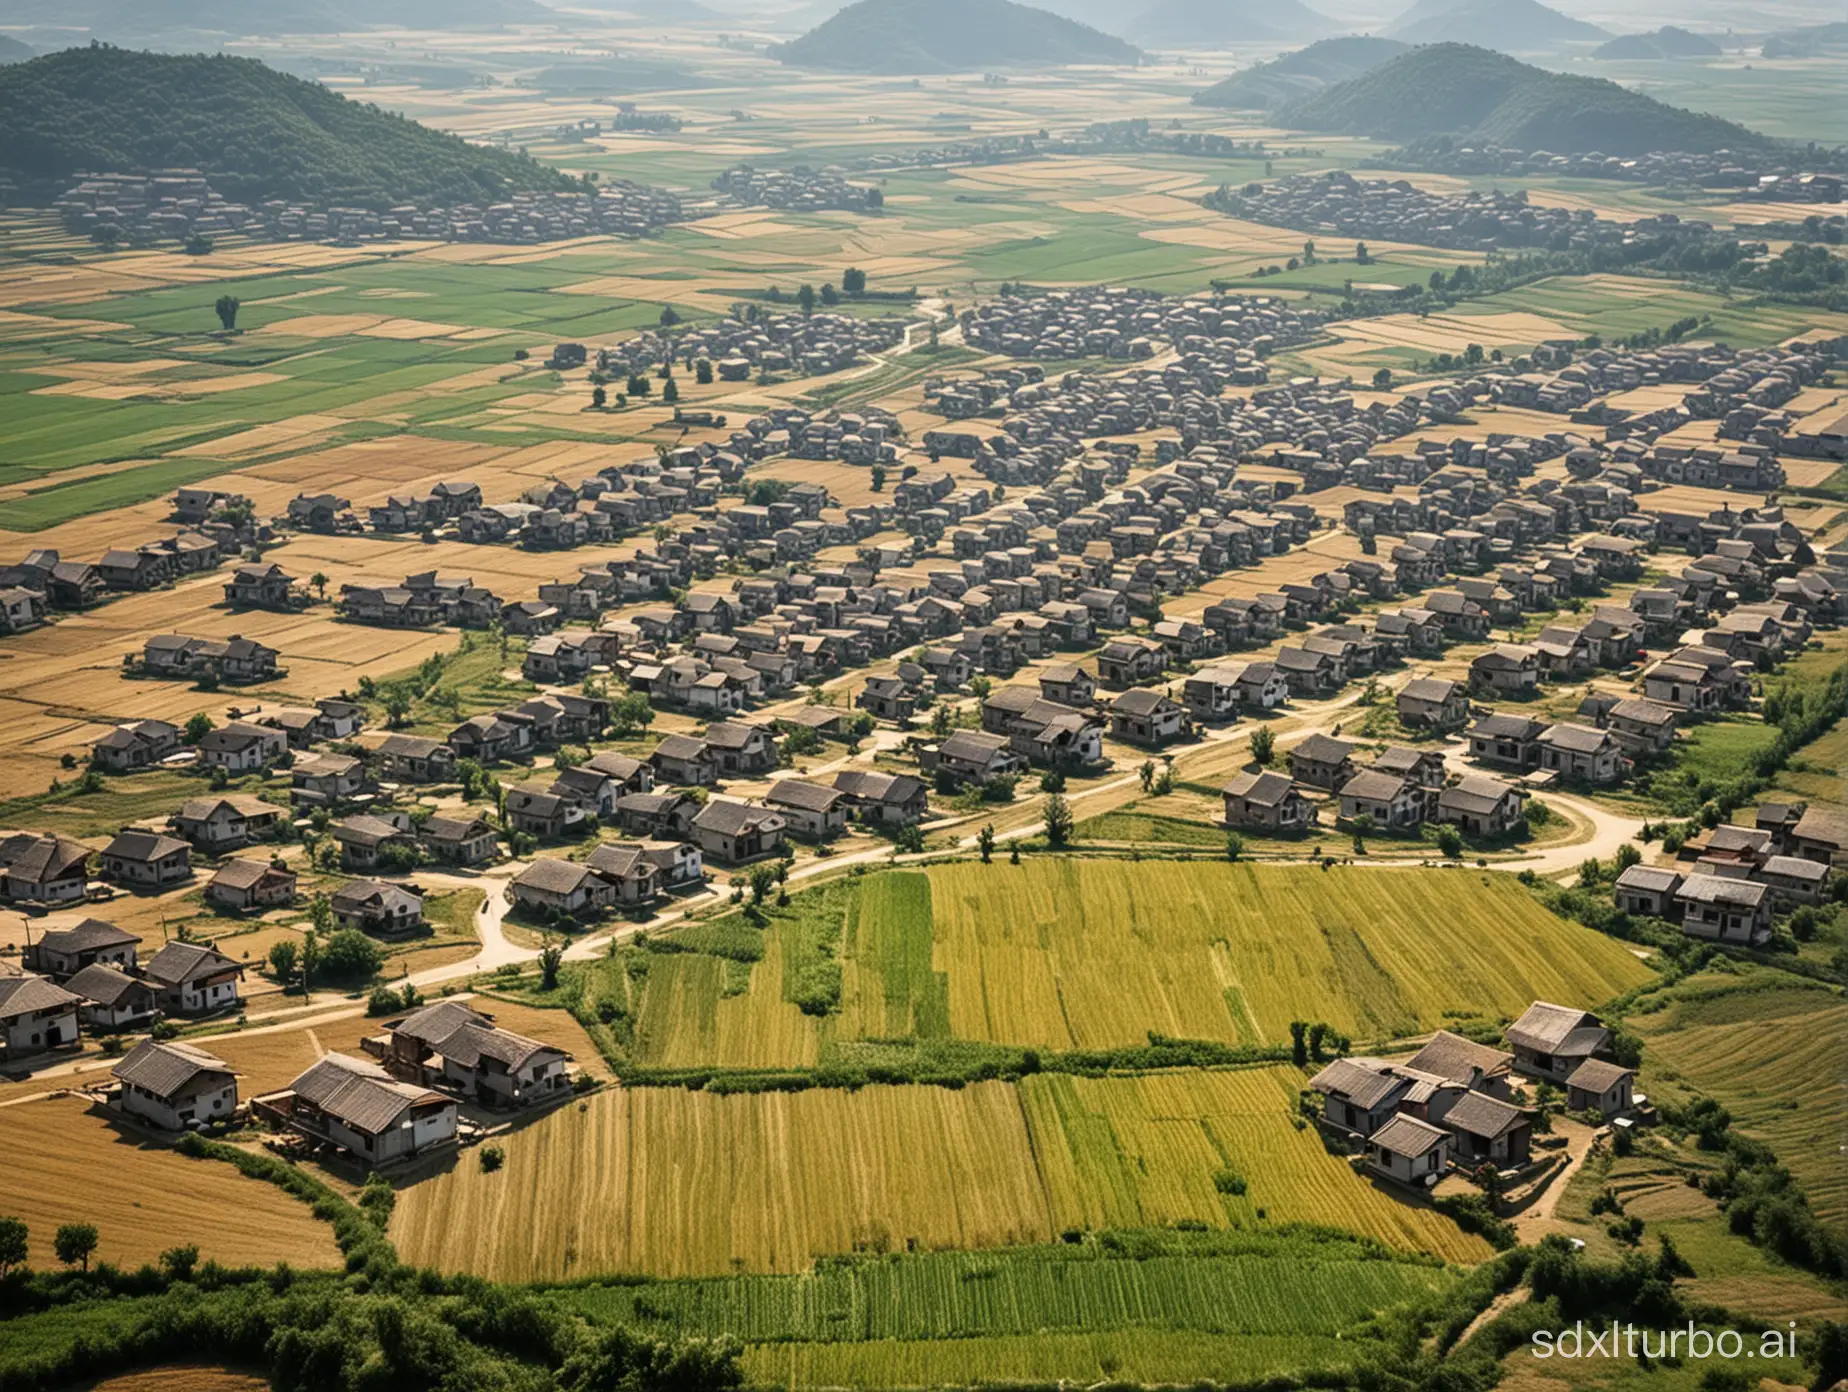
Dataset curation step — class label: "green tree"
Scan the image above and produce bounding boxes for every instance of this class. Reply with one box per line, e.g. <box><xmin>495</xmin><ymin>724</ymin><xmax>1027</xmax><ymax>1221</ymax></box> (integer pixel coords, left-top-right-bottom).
<box><xmin>310</xmin><ymin>571</ymin><xmax>329</xmax><ymax>599</ymax></box>
<box><xmin>977</xmin><ymin>823</ymin><xmax>995</xmax><ymax>863</ymax></box>
<box><xmin>1042</xmin><ymin>793</ymin><xmax>1073</xmax><ymax>848</ymax></box>
<box><xmin>748</xmin><ymin>864</ymin><xmax>776</xmax><ymax>904</ymax></box>
<box><xmin>184</xmin><ymin>233</ymin><xmax>214</xmax><ymax>256</ymax></box>
<box><xmin>54</xmin><ymin>1222</ymin><xmax>98</xmax><ymax>1271</ymax></box>
<box><xmin>695</xmin><ymin>358</ymin><xmax>714</xmax><ymax>384</ymax></box>
<box><xmin>183</xmin><ymin>712</ymin><xmax>214</xmax><ymax>744</ymax></box>
<box><xmin>0</xmin><ymin>1217</ymin><xmax>26</xmax><ymax>1277</ymax></box>
<box><xmin>610</xmin><ymin>692</ymin><xmax>656</xmax><ymax>735</ymax></box>
<box><xmin>1371</xmin><ymin>367</ymin><xmax>1393</xmax><ymax>390</ymax></box>
<box><xmin>214</xmin><ymin>294</ymin><xmax>240</xmax><ymax>331</ymax></box>
<box><xmin>797</xmin><ymin>283</ymin><xmax>817</xmax><ymax>316</ymax></box>
<box><xmin>591</xmin><ymin>385</ymin><xmax>607</xmax><ymax>409</ymax></box>
<box><xmin>539</xmin><ymin>937</ymin><xmax>564</xmax><ymax>990</ymax></box>
<box><xmin>658</xmin><ymin>304</ymin><xmax>681</xmax><ymax>326</ymax></box>
<box><xmin>870</xmin><ymin>464</ymin><xmax>886</xmax><ymax>492</ymax></box>
<box><xmin>1248</xmin><ymin>727</ymin><xmax>1274</xmax><ymax>766</ymax></box>
<box><xmin>384</xmin><ymin>689</ymin><xmax>413</xmax><ymax>727</ymax></box>
<box><xmin>319</xmin><ymin>928</ymin><xmax>384</xmax><ymax>982</ymax></box>
<box><xmin>159</xmin><ymin>1244</ymin><xmax>200</xmax><ymax>1280</ymax></box>
<box><xmin>1289</xmin><ymin>1020</ymin><xmax>1308</xmax><ymax>1068</ymax></box>
<box><xmin>1354</xmin><ymin>241</ymin><xmax>1369</xmax><ymax>264</ymax></box>
<box><xmin>662</xmin><ymin>378</ymin><xmax>680</xmax><ymax>404</ymax></box>
<box><xmin>1224</xmin><ymin>830</ymin><xmax>1244</xmax><ymax>862</ymax></box>
<box><xmin>1351</xmin><ymin>812</ymin><xmax>1373</xmax><ymax>854</ymax></box>
<box><xmin>842</xmin><ymin>267</ymin><xmax>867</xmax><ymax>295</ymax></box>
<box><xmin>1436</xmin><ymin>825</ymin><xmax>1464</xmax><ymax>859</ymax></box>
<box><xmin>268</xmin><ymin>938</ymin><xmax>299</xmax><ymax>986</ymax></box>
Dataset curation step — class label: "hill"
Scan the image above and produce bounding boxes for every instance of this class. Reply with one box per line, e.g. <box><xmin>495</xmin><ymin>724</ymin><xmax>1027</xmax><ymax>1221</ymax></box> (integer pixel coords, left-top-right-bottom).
<box><xmin>1761</xmin><ymin>20</ymin><xmax>1848</xmax><ymax>58</ymax></box>
<box><xmin>1384</xmin><ymin>0</ymin><xmax>1607</xmax><ymax>49</ymax></box>
<box><xmin>0</xmin><ymin>36</ymin><xmax>36</xmax><ymax>63</ymax></box>
<box><xmin>1127</xmin><ymin>0</ymin><xmax>1337</xmax><ymax>47</ymax></box>
<box><xmin>0</xmin><ymin>46</ymin><xmax>577</xmax><ymax>207</ymax></box>
<box><xmin>13</xmin><ymin>0</ymin><xmax>552</xmax><ymax>39</ymax></box>
<box><xmin>773</xmin><ymin>0</ymin><xmax>1142</xmax><ymax>72</ymax></box>
<box><xmin>1192</xmin><ymin>35</ymin><xmax>1406</xmax><ymax>107</ymax></box>
<box><xmin>1281</xmin><ymin>43</ymin><xmax>1775</xmax><ymax>156</ymax></box>
<box><xmin>1594</xmin><ymin>26</ymin><xmax>1722</xmax><ymax>59</ymax></box>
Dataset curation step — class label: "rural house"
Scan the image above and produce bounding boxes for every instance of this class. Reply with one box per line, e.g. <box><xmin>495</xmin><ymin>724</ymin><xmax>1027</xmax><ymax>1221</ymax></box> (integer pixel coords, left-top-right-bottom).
<box><xmin>143</xmin><ymin>941</ymin><xmax>244</xmax><ymax>1016</ymax></box>
<box><xmin>100</xmin><ymin>831</ymin><xmax>191</xmax><ymax>888</ymax></box>
<box><xmin>0</xmin><ymin>974</ymin><xmax>81</xmax><ymax>1059</ymax></box>
<box><xmin>1505</xmin><ymin>1002</ymin><xmax>1609</xmax><ymax>1083</ymax></box>
<box><xmin>205</xmin><ymin>858</ymin><xmax>297</xmax><ymax>912</ymax></box>
<box><xmin>113</xmin><ymin>1039</ymin><xmax>238</xmax><ymax>1130</ymax></box>
<box><xmin>258</xmin><ymin>1053</ymin><xmax>457</xmax><ymax>1167</ymax></box>
<box><xmin>1565</xmin><ymin>1059</ymin><xmax>1636</xmax><ymax>1119</ymax></box>
<box><xmin>331</xmin><ymin>880</ymin><xmax>426</xmax><ymax>937</ymax></box>
<box><xmin>67</xmin><ymin>963</ymin><xmax>158</xmax><ymax>1031</ymax></box>
<box><xmin>691</xmin><ymin>799</ymin><xmax>788</xmax><ymax>863</ymax></box>
<box><xmin>26</xmin><ymin>919</ymin><xmax>139</xmax><ymax>979</ymax></box>
<box><xmin>1222</xmin><ymin>770</ymin><xmax>1315</xmax><ymax>832</ymax></box>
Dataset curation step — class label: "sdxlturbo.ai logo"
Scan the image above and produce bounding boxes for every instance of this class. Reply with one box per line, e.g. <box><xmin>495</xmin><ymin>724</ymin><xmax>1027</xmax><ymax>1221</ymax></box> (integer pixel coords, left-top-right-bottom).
<box><xmin>1532</xmin><ymin>1322</ymin><xmax>1800</xmax><ymax>1361</ymax></box>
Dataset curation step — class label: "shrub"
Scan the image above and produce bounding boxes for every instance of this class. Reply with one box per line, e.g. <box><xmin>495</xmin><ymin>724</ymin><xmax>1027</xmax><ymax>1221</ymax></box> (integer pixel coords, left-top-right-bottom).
<box><xmin>480</xmin><ymin>1145</ymin><xmax>505</xmax><ymax>1173</ymax></box>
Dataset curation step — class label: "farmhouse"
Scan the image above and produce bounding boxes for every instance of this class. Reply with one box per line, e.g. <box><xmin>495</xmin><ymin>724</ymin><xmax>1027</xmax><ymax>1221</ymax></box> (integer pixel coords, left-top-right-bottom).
<box><xmin>1674</xmin><ymin>873</ymin><xmax>1771</xmax><ymax>945</ymax></box>
<box><xmin>580</xmin><ymin>844</ymin><xmax>662</xmax><ymax>906</ymax></box>
<box><xmin>510</xmin><ymin>858</ymin><xmax>616</xmax><ymax>918</ymax></box>
<box><xmin>1468</xmin><ymin>714</ymin><xmax>1547</xmax><ymax>770</ymax></box>
<box><xmin>505</xmin><ymin>786</ymin><xmax>590</xmax><ymax>841</ymax></box>
<box><xmin>0</xmin><ymin>974</ymin><xmax>81</xmax><ymax>1059</ymax></box>
<box><xmin>91</xmin><ymin>719</ymin><xmax>181</xmax><ymax>773</ymax></box>
<box><xmin>1287</xmin><ymin>734</ymin><xmax>1357</xmax><ymax>791</ymax></box>
<box><xmin>1402</xmin><ymin>1031</ymin><xmax>1513</xmax><ymax>1099</ymax></box>
<box><xmin>113</xmin><ymin>1039</ymin><xmax>238</xmax><ymax>1130</ymax></box>
<box><xmin>650</xmin><ymin>734</ymin><xmax>719</xmax><ymax>787</ymax></box>
<box><xmin>1222</xmin><ymin>770</ymin><xmax>1315</xmax><ymax>832</ymax></box>
<box><xmin>205</xmin><ymin>858</ymin><xmax>297</xmax><ymax>911</ymax></box>
<box><xmin>419</xmin><ymin>816</ymin><xmax>501</xmax><ymax>867</ymax></box>
<box><xmin>66</xmin><ymin>963</ymin><xmax>158</xmax><ymax>1030</ymax></box>
<box><xmin>143</xmin><ymin>941</ymin><xmax>244</xmax><ymax>1016</ymax></box>
<box><xmin>196</xmin><ymin>721</ymin><xmax>289</xmax><ymax>773</ymax></box>
<box><xmin>832</xmin><ymin>770</ymin><xmax>930</xmax><ymax>825</ymax></box>
<box><xmin>331</xmin><ymin>880</ymin><xmax>425</xmax><ymax>937</ymax></box>
<box><xmin>0</xmin><ymin>833</ymin><xmax>92</xmax><ymax>904</ymax></box>
<box><xmin>1535</xmin><ymin>723</ymin><xmax>1625</xmax><ymax>784</ymax></box>
<box><xmin>1471</xmin><ymin>645</ymin><xmax>1539</xmax><ymax>694</ymax></box>
<box><xmin>380</xmin><ymin>1001</ymin><xmax>571</xmax><ymax>1109</ymax></box>
<box><xmin>1396</xmin><ymin>677</ymin><xmax>1469</xmax><ymax>731</ymax></box>
<box><xmin>259</xmin><ymin>1053</ymin><xmax>457</xmax><ymax>1166</ymax></box>
<box><xmin>1505</xmin><ymin>1001</ymin><xmax>1609</xmax><ymax>1083</ymax></box>
<box><xmin>26</xmin><ymin>919</ymin><xmax>139</xmax><ymax>979</ymax></box>
<box><xmin>1367</xmin><ymin>1114</ymin><xmax>1451</xmax><ymax>1188</ymax></box>
<box><xmin>1308</xmin><ymin>1057</ymin><xmax>1412</xmax><ymax>1137</ymax></box>
<box><xmin>1791</xmin><ymin>806</ymin><xmax>1848</xmax><ymax>866</ymax></box>
<box><xmin>1435</xmin><ymin>775</ymin><xmax>1526</xmax><ymax>837</ymax></box>
<box><xmin>100</xmin><ymin>831</ymin><xmax>192</xmax><ymax>888</ymax></box>
<box><xmin>765</xmin><ymin>780</ymin><xmax>849</xmax><ymax>840</ymax></box>
<box><xmin>1440</xmin><ymin>1090</ymin><xmax>1533</xmax><ymax>1169</ymax></box>
<box><xmin>1614</xmin><ymin>865</ymin><xmax>1683</xmax><ymax>917</ymax></box>
<box><xmin>171</xmin><ymin>795</ymin><xmax>282</xmax><ymax>852</ymax></box>
<box><xmin>692</xmin><ymin>799</ymin><xmax>788</xmax><ymax>863</ymax></box>
<box><xmin>375</xmin><ymin>734</ymin><xmax>459</xmax><ymax>783</ymax></box>
<box><xmin>332</xmin><ymin>814</ymin><xmax>417</xmax><ymax>870</ymax></box>
<box><xmin>1336</xmin><ymin>770</ymin><xmax>1424</xmax><ymax>829</ymax></box>
<box><xmin>1565</xmin><ymin>1059</ymin><xmax>1636</xmax><ymax>1119</ymax></box>
<box><xmin>1107</xmin><ymin>689</ymin><xmax>1186</xmax><ymax>746</ymax></box>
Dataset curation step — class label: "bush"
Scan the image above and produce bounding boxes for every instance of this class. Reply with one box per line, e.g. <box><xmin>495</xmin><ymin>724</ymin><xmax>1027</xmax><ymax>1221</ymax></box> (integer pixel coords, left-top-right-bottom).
<box><xmin>479</xmin><ymin>1145</ymin><xmax>505</xmax><ymax>1173</ymax></box>
<box><xmin>318</xmin><ymin>928</ymin><xmax>384</xmax><ymax>983</ymax></box>
<box><xmin>1212</xmin><ymin>1167</ymin><xmax>1248</xmax><ymax>1196</ymax></box>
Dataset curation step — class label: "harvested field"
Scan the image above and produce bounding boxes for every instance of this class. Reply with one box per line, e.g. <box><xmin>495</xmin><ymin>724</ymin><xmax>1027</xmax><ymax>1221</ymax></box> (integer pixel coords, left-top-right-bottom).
<box><xmin>75</xmin><ymin>1367</ymin><xmax>269</xmax><ymax>1392</ymax></box>
<box><xmin>0</xmin><ymin>1097</ymin><xmax>342</xmax><ymax>1269</ymax></box>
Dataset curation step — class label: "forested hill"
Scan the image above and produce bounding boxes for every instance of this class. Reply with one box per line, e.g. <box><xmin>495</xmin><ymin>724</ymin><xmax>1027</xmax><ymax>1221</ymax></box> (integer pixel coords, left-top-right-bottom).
<box><xmin>0</xmin><ymin>46</ymin><xmax>577</xmax><ymax>207</ymax></box>
<box><xmin>1281</xmin><ymin>43</ymin><xmax>1777</xmax><ymax>156</ymax></box>
<box><xmin>1193</xmin><ymin>35</ymin><xmax>1407</xmax><ymax>109</ymax></box>
<box><xmin>774</xmin><ymin>0</ymin><xmax>1142</xmax><ymax>74</ymax></box>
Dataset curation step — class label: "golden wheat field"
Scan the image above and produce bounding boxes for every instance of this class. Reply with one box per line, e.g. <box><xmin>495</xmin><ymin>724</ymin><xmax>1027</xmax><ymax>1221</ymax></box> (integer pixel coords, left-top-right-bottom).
<box><xmin>924</xmin><ymin>861</ymin><xmax>1656</xmax><ymax>1048</ymax></box>
<box><xmin>390</xmin><ymin>1081</ymin><xmax>1051</xmax><ymax>1281</ymax></box>
<box><xmin>0</xmin><ymin>1097</ymin><xmax>342</xmax><ymax>1270</ymax></box>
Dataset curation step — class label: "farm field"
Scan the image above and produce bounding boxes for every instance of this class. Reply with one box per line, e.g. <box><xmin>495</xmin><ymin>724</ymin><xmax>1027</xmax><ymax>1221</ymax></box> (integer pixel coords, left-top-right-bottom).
<box><xmin>389</xmin><ymin>1063</ymin><xmax>1486</xmax><ymax>1282</ymax></box>
<box><xmin>0</xmin><ymin>1097</ymin><xmax>342</xmax><ymax>1270</ymax></box>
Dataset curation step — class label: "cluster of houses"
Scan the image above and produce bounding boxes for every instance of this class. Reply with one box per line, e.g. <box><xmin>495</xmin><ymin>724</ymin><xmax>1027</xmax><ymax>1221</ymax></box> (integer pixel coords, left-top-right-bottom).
<box><xmin>0</xmin><ymin>921</ymin><xmax>245</xmax><ymax>1063</ymax></box>
<box><xmin>711</xmin><ymin>164</ymin><xmax>881</xmax><ymax>212</ymax></box>
<box><xmin>1204</xmin><ymin>169</ymin><xmax>1765</xmax><ymax>259</ymax></box>
<box><xmin>956</xmin><ymin>285</ymin><xmax>1325</xmax><ymax>368</ymax></box>
<box><xmin>1371</xmin><ymin>143</ymin><xmax>1845</xmax><ymax>203</ymax></box>
<box><xmin>1613</xmin><ymin>805</ymin><xmax>1843</xmax><ymax>945</ymax></box>
<box><xmin>1311</xmin><ymin>1002</ymin><xmax>1638</xmax><ymax>1189</ymax></box>
<box><xmin>56</xmin><ymin>171</ymin><xmax>685</xmax><ymax>248</ymax></box>
<box><xmin>0</xmin><ymin>520</ymin><xmax>260</xmax><ymax>636</ymax></box>
<box><xmin>98</xmin><ymin>997</ymin><xmax>575</xmax><ymax>1165</ymax></box>
<box><xmin>595</xmin><ymin>308</ymin><xmax>907</xmax><ymax>381</ymax></box>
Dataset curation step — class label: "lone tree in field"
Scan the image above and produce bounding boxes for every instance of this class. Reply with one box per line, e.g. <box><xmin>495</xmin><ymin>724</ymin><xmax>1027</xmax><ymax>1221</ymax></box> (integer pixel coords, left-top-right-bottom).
<box><xmin>1224</xmin><ymin>830</ymin><xmax>1243</xmax><ymax>862</ymax></box>
<box><xmin>591</xmin><ymin>385</ymin><xmax>607</xmax><ymax>409</ymax></box>
<box><xmin>658</xmin><ymin>304</ymin><xmax>680</xmax><ymax>326</ymax></box>
<box><xmin>842</xmin><ymin>267</ymin><xmax>867</xmax><ymax>295</ymax></box>
<box><xmin>1248</xmin><ymin>727</ymin><xmax>1274</xmax><ymax>766</ymax></box>
<box><xmin>268</xmin><ymin>938</ymin><xmax>299</xmax><ymax>988</ymax></box>
<box><xmin>1043</xmin><ymin>793</ymin><xmax>1073</xmax><ymax>849</ymax></box>
<box><xmin>662</xmin><ymin>379</ymin><xmax>679</xmax><ymax>404</ymax></box>
<box><xmin>1436</xmin><ymin>825</ymin><xmax>1463</xmax><ymax>860</ymax></box>
<box><xmin>798</xmin><ymin>283</ymin><xmax>817</xmax><ymax>316</ymax></box>
<box><xmin>0</xmin><ymin>1217</ymin><xmax>27</xmax><ymax>1277</ymax></box>
<box><xmin>539</xmin><ymin>937</ymin><xmax>564</xmax><ymax>990</ymax></box>
<box><xmin>54</xmin><ymin>1222</ymin><xmax>98</xmax><ymax>1271</ymax></box>
<box><xmin>214</xmin><ymin>294</ymin><xmax>240</xmax><ymax>332</ymax></box>
<box><xmin>977</xmin><ymin>823</ymin><xmax>995</xmax><ymax>863</ymax></box>
<box><xmin>310</xmin><ymin>571</ymin><xmax>329</xmax><ymax>599</ymax></box>
<box><xmin>183</xmin><ymin>712</ymin><xmax>214</xmax><ymax>745</ymax></box>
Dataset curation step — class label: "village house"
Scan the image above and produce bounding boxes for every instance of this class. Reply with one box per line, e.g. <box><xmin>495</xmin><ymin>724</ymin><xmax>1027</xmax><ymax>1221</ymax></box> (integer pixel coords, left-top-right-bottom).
<box><xmin>1535</xmin><ymin>723</ymin><xmax>1625</xmax><ymax>785</ymax></box>
<box><xmin>1288</xmin><ymin>734</ymin><xmax>1357</xmax><ymax>791</ymax></box>
<box><xmin>1039</xmin><ymin>663</ymin><xmax>1096</xmax><ymax>707</ymax></box>
<box><xmin>1368</xmin><ymin>1114</ymin><xmax>1452</xmax><ymax>1188</ymax></box>
<box><xmin>702</xmin><ymin>721</ymin><xmax>780</xmax><ymax>777</ymax></box>
<box><xmin>1758</xmin><ymin>854</ymin><xmax>1829</xmax><ymax>907</ymax></box>
<box><xmin>1402</xmin><ymin>1031</ymin><xmax>1514</xmax><ymax>1100</ymax></box>
<box><xmin>1605</xmin><ymin>698</ymin><xmax>1678</xmax><ymax>755</ymax></box>
<box><xmin>1337</xmin><ymin>769</ymin><xmax>1425</xmax><ymax>829</ymax></box>
<box><xmin>1614</xmin><ymin>864</ymin><xmax>1683</xmax><ymax>917</ymax></box>
<box><xmin>171</xmin><ymin>794</ymin><xmax>283</xmax><ymax>852</ymax></box>
<box><xmin>1565</xmin><ymin>1058</ymin><xmax>1636</xmax><ymax>1120</ymax></box>
<box><xmin>418</xmin><ymin>815</ymin><xmax>501</xmax><ymax>868</ymax></box>
<box><xmin>91</xmin><ymin>719</ymin><xmax>181</xmax><ymax>773</ymax></box>
<box><xmin>1791</xmin><ymin>806</ymin><xmax>1848</xmax><ymax>866</ymax></box>
<box><xmin>100</xmin><ymin>831</ymin><xmax>191</xmax><ymax>888</ymax></box>
<box><xmin>923</xmin><ymin>729</ymin><xmax>1024</xmax><ymax>786</ymax></box>
<box><xmin>290</xmin><ymin>753</ymin><xmax>371</xmax><ymax>807</ymax></box>
<box><xmin>509</xmin><ymin>858</ymin><xmax>616</xmax><ymax>919</ymax></box>
<box><xmin>831</xmin><ymin>770</ymin><xmax>930</xmax><ymax>826</ymax></box>
<box><xmin>223</xmin><ymin>563</ymin><xmax>304</xmax><ymax>611</ymax></box>
<box><xmin>113</xmin><ymin>1039</ymin><xmax>237</xmax><ymax>1130</ymax></box>
<box><xmin>0</xmin><ymin>974</ymin><xmax>81</xmax><ymax>1059</ymax></box>
<box><xmin>1107</xmin><ymin>689</ymin><xmax>1186</xmax><ymax>746</ymax></box>
<box><xmin>332</xmin><ymin>814</ymin><xmax>417</xmax><ymax>871</ymax></box>
<box><xmin>1396</xmin><ymin>677</ymin><xmax>1470</xmax><ymax>731</ymax></box>
<box><xmin>765</xmin><ymin>780</ymin><xmax>849</xmax><ymax>840</ymax></box>
<box><xmin>196</xmin><ymin>721</ymin><xmax>289</xmax><ymax>773</ymax></box>
<box><xmin>331</xmin><ymin>880</ymin><xmax>426</xmax><ymax>937</ymax></box>
<box><xmin>858</xmin><ymin>675</ymin><xmax>916</xmax><ymax>723</ymax></box>
<box><xmin>1505</xmin><ymin>1001</ymin><xmax>1609</xmax><ymax>1083</ymax></box>
<box><xmin>1435</xmin><ymin>775</ymin><xmax>1527</xmax><ymax>838</ymax></box>
<box><xmin>1470</xmin><ymin>645</ymin><xmax>1540</xmax><ymax>695</ymax></box>
<box><xmin>26</xmin><ymin>919</ymin><xmax>139</xmax><ymax>979</ymax></box>
<box><xmin>0</xmin><ymin>833</ymin><xmax>92</xmax><ymax>904</ymax></box>
<box><xmin>1308</xmin><ymin>1057</ymin><xmax>1413</xmax><ymax>1136</ymax></box>
<box><xmin>378</xmin><ymin>1001</ymin><xmax>571</xmax><ymax>1109</ymax></box>
<box><xmin>1095</xmin><ymin>636</ymin><xmax>1167</xmax><ymax>688</ymax></box>
<box><xmin>374</xmin><ymin>734</ymin><xmax>458</xmax><ymax>784</ymax></box>
<box><xmin>1440</xmin><ymin>1090</ymin><xmax>1533</xmax><ymax>1170</ymax></box>
<box><xmin>505</xmin><ymin>786</ymin><xmax>590</xmax><ymax>841</ymax></box>
<box><xmin>1222</xmin><ymin>770</ymin><xmax>1316</xmax><ymax>832</ymax></box>
<box><xmin>142</xmin><ymin>941</ymin><xmax>244</xmax><ymax>1016</ymax></box>
<box><xmin>258</xmin><ymin>1053</ymin><xmax>456</xmax><ymax>1167</ymax></box>
<box><xmin>205</xmin><ymin>858</ymin><xmax>297</xmax><ymax>912</ymax></box>
<box><xmin>650</xmin><ymin>734</ymin><xmax>719</xmax><ymax>787</ymax></box>
<box><xmin>67</xmin><ymin>963</ymin><xmax>159</xmax><ymax>1031</ymax></box>
<box><xmin>691</xmin><ymin>799</ymin><xmax>788</xmax><ymax>863</ymax></box>
<box><xmin>1467</xmin><ymin>713</ymin><xmax>1548</xmax><ymax>770</ymax></box>
<box><xmin>1674</xmin><ymin>873</ymin><xmax>1772</xmax><ymax>945</ymax></box>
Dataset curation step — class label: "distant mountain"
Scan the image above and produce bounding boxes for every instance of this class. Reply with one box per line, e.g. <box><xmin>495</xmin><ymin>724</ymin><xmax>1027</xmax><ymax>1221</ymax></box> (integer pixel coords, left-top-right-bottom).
<box><xmin>1280</xmin><ymin>42</ymin><xmax>1776</xmax><ymax>155</ymax></box>
<box><xmin>8</xmin><ymin>0</ymin><xmax>552</xmax><ymax>40</ymax></box>
<box><xmin>1384</xmin><ymin>0</ymin><xmax>1607</xmax><ymax>49</ymax></box>
<box><xmin>1127</xmin><ymin>0</ymin><xmax>1338</xmax><ymax>47</ymax></box>
<box><xmin>1761</xmin><ymin>20</ymin><xmax>1848</xmax><ymax>58</ymax></box>
<box><xmin>1193</xmin><ymin>35</ymin><xmax>1406</xmax><ymax>107</ymax></box>
<box><xmin>0</xmin><ymin>36</ymin><xmax>37</xmax><ymax>62</ymax></box>
<box><xmin>0</xmin><ymin>46</ymin><xmax>577</xmax><ymax>206</ymax></box>
<box><xmin>774</xmin><ymin>0</ymin><xmax>1142</xmax><ymax>72</ymax></box>
<box><xmin>1028</xmin><ymin>0</ymin><xmax>1135</xmax><ymax>34</ymax></box>
<box><xmin>1594</xmin><ymin>26</ymin><xmax>1722</xmax><ymax>59</ymax></box>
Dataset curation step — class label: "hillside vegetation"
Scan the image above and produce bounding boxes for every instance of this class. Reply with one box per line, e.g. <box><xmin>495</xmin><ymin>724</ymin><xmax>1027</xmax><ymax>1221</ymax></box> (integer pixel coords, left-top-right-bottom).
<box><xmin>1281</xmin><ymin>43</ymin><xmax>1776</xmax><ymax>155</ymax></box>
<box><xmin>1192</xmin><ymin>35</ymin><xmax>1406</xmax><ymax>108</ymax></box>
<box><xmin>1383</xmin><ymin>0</ymin><xmax>1606</xmax><ymax>47</ymax></box>
<box><xmin>1127</xmin><ymin>0</ymin><xmax>1335</xmax><ymax>46</ymax></box>
<box><xmin>774</xmin><ymin>0</ymin><xmax>1142</xmax><ymax>73</ymax></box>
<box><xmin>1594</xmin><ymin>25</ymin><xmax>1722</xmax><ymax>60</ymax></box>
<box><xmin>0</xmin><ymin>46</ymin><xmax>576</xmax><ymax>207</ymax></box>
